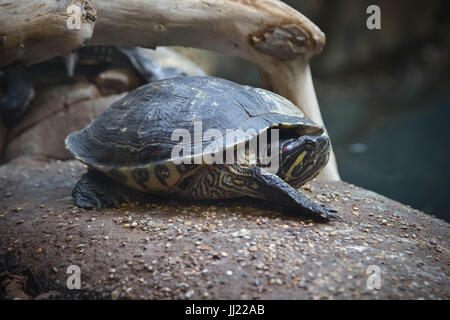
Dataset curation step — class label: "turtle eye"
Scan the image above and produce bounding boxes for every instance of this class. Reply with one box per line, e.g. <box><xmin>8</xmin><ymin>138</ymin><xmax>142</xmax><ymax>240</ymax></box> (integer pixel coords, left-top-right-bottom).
<box><xmin>302</xmin><ymin>138</ymin><xmax>315</xmax><ymax>150</ymax></box>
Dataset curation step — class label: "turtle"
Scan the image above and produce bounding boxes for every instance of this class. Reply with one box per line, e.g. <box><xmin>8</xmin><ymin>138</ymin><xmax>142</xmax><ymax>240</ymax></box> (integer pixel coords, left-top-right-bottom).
<box><xmin>66</xmin><ymin>76</ymin><xmax>340</xmax><ymax>222</ymax></box>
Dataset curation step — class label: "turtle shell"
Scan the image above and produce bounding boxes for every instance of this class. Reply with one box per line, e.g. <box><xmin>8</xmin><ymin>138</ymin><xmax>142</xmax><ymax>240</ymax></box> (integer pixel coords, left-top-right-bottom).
<box><xmin>66</xmin><ymin>76</ymin><xmax>323</xmax><ymax>170</ymax></box>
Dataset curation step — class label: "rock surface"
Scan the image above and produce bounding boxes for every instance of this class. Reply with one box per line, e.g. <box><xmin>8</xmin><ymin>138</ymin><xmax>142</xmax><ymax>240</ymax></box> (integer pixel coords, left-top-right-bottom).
<box><xmin>0</xmin><ymin>158</ymin><xmax>448</xmax><ymax>299</ymax></box>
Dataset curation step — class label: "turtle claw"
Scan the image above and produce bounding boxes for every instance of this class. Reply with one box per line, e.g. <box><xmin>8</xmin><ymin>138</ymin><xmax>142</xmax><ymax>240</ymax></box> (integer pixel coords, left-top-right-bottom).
<box><xmin>307</xmin><ymin>203</ymin><xmax>342</xmax><ymax>222</ymax></box>
<box><xmin>320</xmin><ymin>204</ymin><xmax>338</xmax><ymax>213</ymax></box>
<box><xmin>325</xmin><ymin>211</ymin><xmax>342</xmax><ymax>221</ymax></box>
<box><xmin>316</xmin><ymin>204</ymin><xmax>341</xmax><ymax>220</ymax></box>
<box><xmin>283</xmin><ymin>203</ymin><xmax>341</xmax><ymax>222</ymax></box>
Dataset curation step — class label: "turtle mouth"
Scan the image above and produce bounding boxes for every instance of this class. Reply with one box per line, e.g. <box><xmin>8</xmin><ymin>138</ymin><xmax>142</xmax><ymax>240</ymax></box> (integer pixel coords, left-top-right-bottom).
<box><xmin>279</xmin><ymin>135</ymin><xmax>330</xmax><ymax>187</ymax></box>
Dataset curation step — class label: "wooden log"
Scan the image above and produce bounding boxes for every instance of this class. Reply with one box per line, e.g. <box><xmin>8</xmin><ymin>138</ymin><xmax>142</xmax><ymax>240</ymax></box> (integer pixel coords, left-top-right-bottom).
<box><xmin>0</xmin><ymin>0</ymin><xmax>96</xmax><ymax>67</ymax></box>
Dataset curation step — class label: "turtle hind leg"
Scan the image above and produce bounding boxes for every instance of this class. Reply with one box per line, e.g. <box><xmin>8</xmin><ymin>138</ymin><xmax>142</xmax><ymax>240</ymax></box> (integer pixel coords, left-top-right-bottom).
<box><xmin>72</xmin><ymin>169</ymin><xmax>141</xmax><ymax>210</ymax></box>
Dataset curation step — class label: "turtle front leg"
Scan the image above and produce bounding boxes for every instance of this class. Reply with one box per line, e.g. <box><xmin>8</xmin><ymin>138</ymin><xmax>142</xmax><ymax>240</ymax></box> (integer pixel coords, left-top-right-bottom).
<box><xmin>248</xmin><ymin>167</ymin><xmax>342</xmax><ymax>222</ymax></box>
<box><xmin>244</xmin><ymin>166</ymin><xmax>341</xmax><ymax>222</ymax></box>
<box><xmin>185</xmin><ymin>164</ymin><xmax>340</xmax><ymax>222</ymax></box>
<box><xmin>72</xmin><ymin>169</ymin><xmax>143</xmax><ymax>210</ymax></box>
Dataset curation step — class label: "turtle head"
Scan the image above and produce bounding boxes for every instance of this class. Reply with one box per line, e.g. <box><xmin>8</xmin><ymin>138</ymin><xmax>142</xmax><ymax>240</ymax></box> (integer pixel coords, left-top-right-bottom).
<box><xmin>278</xmin><ymin>135</ymin><xmax>330</xmax><ymax>188</ymax></box>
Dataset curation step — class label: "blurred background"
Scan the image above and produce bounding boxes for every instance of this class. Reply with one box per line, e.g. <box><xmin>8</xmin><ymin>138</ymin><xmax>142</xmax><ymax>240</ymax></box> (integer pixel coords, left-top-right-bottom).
<box><xmin>174</xmin><ymin>0</ymin><xmax>450</xmax><ymax>221</ymax></box>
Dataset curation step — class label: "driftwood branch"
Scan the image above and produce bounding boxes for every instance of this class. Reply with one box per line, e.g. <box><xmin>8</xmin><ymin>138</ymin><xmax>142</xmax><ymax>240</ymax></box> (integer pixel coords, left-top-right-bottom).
<box><xmin>0</xmin><ymin>0</ymin><xmax>96</xmax><ymax>67</ymax></box>
<box><xmin>0</xmin><ymin>0</ymin><xmax>339</xmax><ymax>180</ymax></box>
